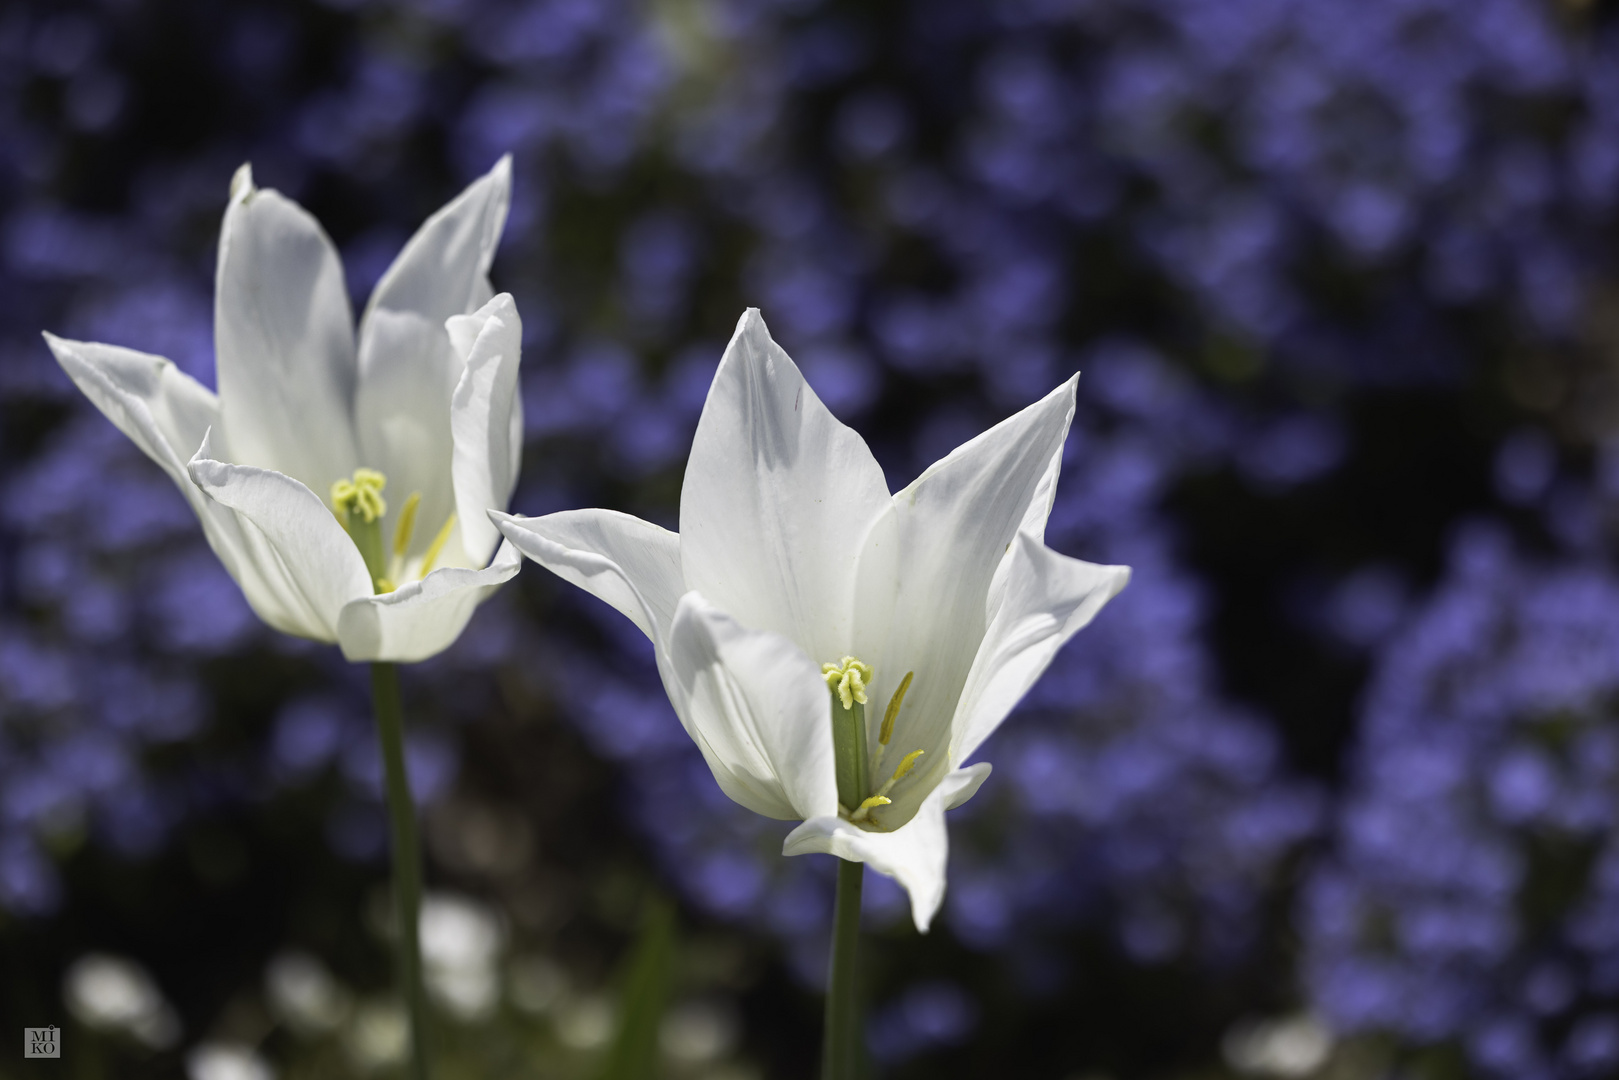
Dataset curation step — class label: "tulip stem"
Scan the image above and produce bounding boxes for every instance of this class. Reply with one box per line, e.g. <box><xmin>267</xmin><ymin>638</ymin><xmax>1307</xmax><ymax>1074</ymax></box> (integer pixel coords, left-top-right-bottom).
<box><xmin>821</xmin><ymin>857</ymin><xmax>864</xmax><ymax>1080</ymax></box>
<box><xmin>370</xmin><ymin>662</ymin><xmax>430</xmax><ymax>1080</ymax></box>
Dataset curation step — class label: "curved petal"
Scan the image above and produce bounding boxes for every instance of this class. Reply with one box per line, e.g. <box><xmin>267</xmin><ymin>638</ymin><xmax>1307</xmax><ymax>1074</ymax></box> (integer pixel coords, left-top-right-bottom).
<box><xmin>336</xmin><ymin>540</ymin><xmax>521</xmax><ymax>663</ymax></box>
<box><xmin>44</xmin><ymin>334</ymin><xmax>314</xmax><ymax>637</ymax></box>
<box><xmin>952</xmin><ymin>532</ymin><xmax>1130</xmax><ymax>765</ymax></box>
<box><xmin>360</xmin><ymin>155</ymin><xmax>511</xmax><ymax>331</ymax></box>
<box><xmin>214</xmin><ymin>164</ymin><xmax>358</xmax><ymax>492</ymax></box>
<box><xmin>783</xmin><ymin>763</ymin><xmax>992</xmax><ymax>933</ymax></box>
<box><xmin>44</xmin><ymin>334</ymin><xmax>217</xmax><ymax>482</ymax></box>
<box><xmin>188</xmin><ymin>433</ymin><xmax>374</xmax><ymax>640</ymax></box>
<box><xmin>353</xmin><ymin>308</ymin><xmax>457</xmax><ymax>558</ymax></box>
<box><xmin>448</xmin><ymin>294</ymin><xmax>523</xmax><ymax>565</ymax></box>
<box><xmin>664</xmin><ymin>592</ymin><xmax>839</xmax><ymax>822</ymax></box>
<box><xmin>679</xmin><ymin>309</ymin><xmax>890</xmax><ymax>666</ymax></box>
<box><xmin>851</xmin><ymin>376</ymin><xmax>1079</xmax><ymax>820</ymax></box>
<box><xmin>353</xmin><ymin>157</ymin><xmax>512</xmax><ymax>548</ymax></box>
<box><xmin>490</xmin><ymin>509</ymin><xmax>683</xmax><ymax>645</ymax></box>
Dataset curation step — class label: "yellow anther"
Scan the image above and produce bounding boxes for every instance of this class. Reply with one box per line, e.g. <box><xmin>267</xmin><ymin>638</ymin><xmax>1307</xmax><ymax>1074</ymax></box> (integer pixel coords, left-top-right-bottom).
<box><xmin>879</xmin><ymin>671</ymin><xmax>913</xmax><ymax>746</ymax></box>
<box><xmin>867</xmin><ymin>748</ymin><xmax>927</xmax><ymax>807</ymax></box>
<box><xmin>822</xmin><ymin>655</ymin><xmax>873</xmax><ymax>711</ymax></box>
<box><xmin>420</xmin><ymin>512</ymin><xmax>457</xmax><ymax>577</ymax></box>
<box><xmin>375</xmin><ymin>578</ymin><xmax>396</xmax><ymax>594</ymax></box>
<box><xmin>848</xmin><ymin>794</ymin><xmax>892</xmax><ymax>823</ymax></box>
<box><xmin>392</xmin><ymin>491</ymin><xmax>421</xmax><ymax>558</ymax></box>
<box><xmin>331</xmin><ymin>468</ymin><xmax>387</xmax><ymax>524</ymax></box>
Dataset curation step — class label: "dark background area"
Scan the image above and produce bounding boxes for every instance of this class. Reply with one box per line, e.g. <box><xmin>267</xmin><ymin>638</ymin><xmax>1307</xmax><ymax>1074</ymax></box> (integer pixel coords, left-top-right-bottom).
<box><xmin>5</xmin><ymin>0</ymin><xmax>1619</xmax><ymax>1077</ymax></box>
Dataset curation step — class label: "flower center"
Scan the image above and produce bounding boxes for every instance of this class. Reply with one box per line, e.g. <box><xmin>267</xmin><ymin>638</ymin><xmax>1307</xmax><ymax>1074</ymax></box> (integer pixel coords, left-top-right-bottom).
<box><xmin>330</xmin><ymin>469</ymin><xmax>457</xmax><ymax>594</ymax></box>
<box><xmin>823</xmin><ymin>657</ymin><xmax>924</xmax><ymax>830</ymax></box>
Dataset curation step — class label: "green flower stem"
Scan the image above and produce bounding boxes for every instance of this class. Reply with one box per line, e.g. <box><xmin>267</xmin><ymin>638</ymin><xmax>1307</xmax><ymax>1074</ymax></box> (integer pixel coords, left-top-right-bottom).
<box><xmin>370</xmin><ymin>662</ymin><xmax>429</xmax><ymax>1080</ymax></box>
<box><xmin>824</xmin><ymin>692</ymin><xmax>870</xmax><ymax>1080</ymax></box>
<box><xmin>822</xmin><ymin>857</ymin><xmax>865</xmax><ymax>1080</ymax></box>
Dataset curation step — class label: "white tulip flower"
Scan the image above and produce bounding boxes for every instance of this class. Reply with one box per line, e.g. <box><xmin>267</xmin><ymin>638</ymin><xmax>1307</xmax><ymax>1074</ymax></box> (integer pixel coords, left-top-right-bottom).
<box><xmin>45</xmin><ymin>158</ymin><xmax>525</xmax><ymax>663</ymax></box>
<box><xmin>493</xmin><ymin>310</ymin><xmax>1129</xmax><ymax>930</ymax></box>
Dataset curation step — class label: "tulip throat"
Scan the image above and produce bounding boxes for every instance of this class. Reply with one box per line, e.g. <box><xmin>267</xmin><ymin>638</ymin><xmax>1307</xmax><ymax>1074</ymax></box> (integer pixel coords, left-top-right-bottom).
<box><xmin>824</xmin><ymin>657</ymin><xmax>925</xmax><ymax>831</ymax></box>
<box><xmin>331</xmin><ymin>469</ymin><xmax>457</xmax><ymax>594</ymax></box>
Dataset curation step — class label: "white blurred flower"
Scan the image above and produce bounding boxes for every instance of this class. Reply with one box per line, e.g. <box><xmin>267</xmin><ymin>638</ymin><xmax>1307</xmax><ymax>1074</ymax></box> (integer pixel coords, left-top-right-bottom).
<box><xmin>185</xmin><ymin>1041</ymin><xmax>274</xmax><ymax>1080</ymax></box>
<box><xmin>508</xmin><ymin>955</ymin><xmax>569</xmax><ymax>1015</ymax></box>
<box><xmin>344</xmin><ymin>1000</ymin><xmax>408</xmax><ymax>1072</ymax></box>
<box><xmin>1223</xmin><ymin>1012</ymin><xmax>1334</xmax><ymax>1078</ymax></box>
<box><xmin>554</xmin><ymin>994</ymin><xmax>614</xmax><ymax>1050</ymax></box>
<box><xmin>63</xmin><ymin>953</ymin><xmax>181</xmax><ymax>1050</ymax></box>
<box><xmin>659</xmin><ymin>998</ymin><xmax>740</xmax><ymax>1064</ymax></box>
<box><xmin>419</xmin><ymin>892</ymin><xmax>507</xmax><ymax>1022</ymax></box>
<box><xmin>265</xmin><ymin>951</ymin><xmax>350</xmax><ymax>1036</ymax></box>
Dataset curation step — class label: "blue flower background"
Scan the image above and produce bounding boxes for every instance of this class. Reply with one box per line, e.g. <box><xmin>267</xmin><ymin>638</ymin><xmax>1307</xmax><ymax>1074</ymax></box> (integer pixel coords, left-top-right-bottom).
<box><xmin>5</xmin><ymin>0</ymin><xmax>1619</xmax><ymax>1077</ymax></box>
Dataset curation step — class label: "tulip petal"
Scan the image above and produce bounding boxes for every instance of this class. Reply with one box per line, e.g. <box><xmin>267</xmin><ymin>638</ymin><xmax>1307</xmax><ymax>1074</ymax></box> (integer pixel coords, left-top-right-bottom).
<box><xmin>361</xmin><ymin>155</ymin><xmax>511</xmax><ymax>330</ymax></box>
<box><xmin>214</xmin><ymin>164</ymin><xmax>359</xmax><ymax>493</ymax></box>
<box><xmin>851</xmin><ymin>376</ymin><xmax>1079</xmax><ymax>820</ymax></box>
<box><xmin>44</xmin><ymin>334</ymin><xmax>217</xmax><ymax>482</ymax></box>
<box><xmin>783</xmin><ymin>763</ymin><xmax>992</xmax><ymax>932</ymax></box>
<box><xmin>354</xmin><ymin>157</ymin><xmax>513</xmax><ymax>548</ymax></box>
<box><xmin>448</xmin><ymin>295</ymin><xmax>523</xmax><ymax>565</ymax></box>
<box><xmin>953</xmin><ymin>533</ymin><xmax>1130</xmax><ymax>765</ymax></box>
<box><xmin>679</xmin><ymin>309</ymin><xmax>891</xmax><ymax>668</ymax></box>
<box><xmin>489</xmin><ymin>508</ymin><xmax>683</xmax><ymax>645</ymax></box>
<box><xmin>353</xmin><ymin>307</ymin><xmax>458</xmax><ymax>560</ymax></box>
<box><xmin>336</xmin><ymin>540</ymin><xmax>521</xmax><ymax>663</ymax></box>
<box><xmin>188</xmin><ymin>433</ymin><xmax>374</xmax><ymax>640</ymax></box>
<box><xmin>664</xmin><ymin>592</ymin><xmax>840</xmax><ymax>822</ymax></box>
<box><xmin>44</xmin><ymin>334</ymin><xmax>312</xmax><ymax>637</ymax></box>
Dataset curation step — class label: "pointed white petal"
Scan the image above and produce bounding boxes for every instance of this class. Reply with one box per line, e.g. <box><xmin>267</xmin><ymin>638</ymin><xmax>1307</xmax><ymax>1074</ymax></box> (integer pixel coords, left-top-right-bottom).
<box><xmin>952</xmin><ymin>533</ymin><xmax>1130</xmax><ymax>765</ymax></box>
<box><xmin>851</xmin><ymin>377</ymin><xmax>1079</xmax><ymax>815</ymax></box>
<box><xmin>663</xmin><ymin>592</ymin><xmax>839</xmax><ymax>822</ymax></box>
<box><xmin>188</xmin><ymin>435</ymin><xmax>374</xmax><ymax>640</ymax></box>
<box><xmin>783</xmin><ymin>763</ymin><xmax>992</xmax><ymax>933</ymax></box>
<box><xmin>353</xmin><ymin>307</ymin><xmax>457</xmax><ymax>561</ymax></box>
<box><xmin>214</xmin><ymin>164</ymin><xmax>359</xmax><ymax>492</ymax></box>
<box><xmin>336</xmin><ymin>540</ymin><xmax>520</xmax><ymax>663</ymax></box>
<box><xmin>44</xmin><ymin>334</ymin><xmax>217</xmax><ymax>482</ymax></box>
<box><xmin>679</xmin><ymin>309</ymin><xmax>891</xmax><ymax>666</ymax></box>
<box><xmin>361</xmin><ymin>155</ymin><xmax>511</xmax><ymax>330</ymax></box>
<box><xmin>44</xmin><ymin>334</ymin><xmax>312</xmax><ymax>636</ymax></box>
<box><xmin>490</xmin><ymin>509</ymin><xmax>683</xmax><ymax>645</ymax></box>
<box><xmin>353</xmin><ymin>157</ymin><xmax>513</xmax><ymax>548</ymax></box>
<box><xmin>448</xmin><ymin>295</ymin><xmax>523</xmax><ymax>565</ymax></box>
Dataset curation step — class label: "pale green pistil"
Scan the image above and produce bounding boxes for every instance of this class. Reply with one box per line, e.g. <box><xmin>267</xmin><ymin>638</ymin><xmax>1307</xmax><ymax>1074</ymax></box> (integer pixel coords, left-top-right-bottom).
<box><xmin>332</xmin><ymin>468</ymin><xmax>392</xmax><ymax>593</ymax></box>
<box><xmin>331</xmin><ymin>469</ymin><xmax>459</xmax><ymax>595</ymax></box>
<box><xmin>823</xmin><ymin>657</ymin><xmax>924</xmax><ymax>830</ymax></box>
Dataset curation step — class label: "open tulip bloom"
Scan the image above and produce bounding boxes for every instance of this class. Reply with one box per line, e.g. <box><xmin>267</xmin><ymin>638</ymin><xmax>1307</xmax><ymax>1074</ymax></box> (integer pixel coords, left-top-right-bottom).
<box><xmin>44</xmin><ymin>157</ymin><xmax>523</xmax><ymax>663</ymax></box>
<box><xmin>493</xmin><ymin>309</ymin><xmax>1129</xmax><ymax>1074</ymax></box>
<box><xmin>44</xmin><ymin>157</ymin><xmax>526</xmax><ymax>1080</ymax></box>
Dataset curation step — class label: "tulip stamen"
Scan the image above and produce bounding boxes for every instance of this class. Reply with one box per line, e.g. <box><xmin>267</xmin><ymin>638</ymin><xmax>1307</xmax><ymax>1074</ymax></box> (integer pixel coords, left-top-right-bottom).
<box><xmin>420</xmin><ymin>512</ymin><xmax>457</xmax><ymax>577</ymax></box>
<box><xmin>392</xmin><ymin>492</ymin><xmax>421</xmax><ymax>558</ymax></box>
<box><xmin>870</xmin><ymin>670</ymin><xmax>913</xmax><ymax>777</ymax></box>
<box><xmin>848</xmin><ymin>794</ymin><xmax>891</xmax><ymax>822</ymax></box>
<box><xmin>853</xmin><ymin>749</ymin><xmax>926</xmax><ymax>825</ymax></box>
<box><xmin>385</xmin><ymin>491</ymin><xmax>423</xmax><ymax>586</ymax></box>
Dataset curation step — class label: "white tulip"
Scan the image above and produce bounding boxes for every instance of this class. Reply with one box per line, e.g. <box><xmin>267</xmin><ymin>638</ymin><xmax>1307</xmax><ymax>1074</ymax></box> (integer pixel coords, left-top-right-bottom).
<box><xmin>493</xmin><ymin>310</ymin><xmax>1128</xmax><ymax>930</ymax></box>
<box><xmin>45</xmin><ymin>158</ymin><xmax>525</xmax><ymax>663</ymax></box>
